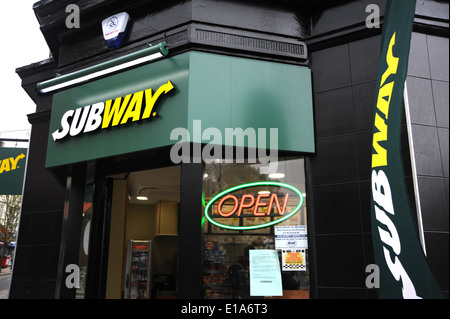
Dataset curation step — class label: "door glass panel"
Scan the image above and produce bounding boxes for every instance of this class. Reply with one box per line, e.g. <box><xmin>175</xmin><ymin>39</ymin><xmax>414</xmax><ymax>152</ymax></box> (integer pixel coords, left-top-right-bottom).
<box><xmin>202</xmin><ymin>156</ymin><xmax>309</xmax><ymax>299</ymax></box>
<box><xmin>104</xmin><ymin>166</ymin><xmax>181</xmax><ymax>299</ymax></box>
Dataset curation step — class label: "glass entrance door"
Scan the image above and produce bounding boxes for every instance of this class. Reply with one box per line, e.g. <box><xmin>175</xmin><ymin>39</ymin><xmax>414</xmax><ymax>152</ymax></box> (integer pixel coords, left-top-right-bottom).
<box><xmin>104</xmin><ymin>165</ymin><xmax>181</xmax><ymax>299</ymax></box>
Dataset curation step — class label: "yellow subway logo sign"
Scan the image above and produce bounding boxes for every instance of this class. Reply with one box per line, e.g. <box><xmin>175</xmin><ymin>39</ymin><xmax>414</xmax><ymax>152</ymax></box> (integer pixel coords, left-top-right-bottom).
<box><xmin>0</xmin><ymin>153</ymin><xmax>26</xmax><ymax>174</ymax></box>
<box><xmin>52</xmin><ymin>80</ymin><xmax>174</xmax><ymax>142</ymax></box>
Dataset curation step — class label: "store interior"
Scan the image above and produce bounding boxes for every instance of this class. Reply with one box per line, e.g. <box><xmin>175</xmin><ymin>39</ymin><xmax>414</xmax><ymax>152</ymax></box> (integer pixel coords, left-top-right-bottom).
<box><xmin>105</xmin><ymin>165</ymin><xmax>181</xmax><ymax>299</ymax></box>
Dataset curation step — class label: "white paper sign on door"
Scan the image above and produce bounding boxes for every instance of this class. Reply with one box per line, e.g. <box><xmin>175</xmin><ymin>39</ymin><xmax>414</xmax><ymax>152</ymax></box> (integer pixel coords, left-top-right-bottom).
<box><xmin>249</xmin><ymin>250</ymin><xmax>283</xmax><ymax>296</ymax></box>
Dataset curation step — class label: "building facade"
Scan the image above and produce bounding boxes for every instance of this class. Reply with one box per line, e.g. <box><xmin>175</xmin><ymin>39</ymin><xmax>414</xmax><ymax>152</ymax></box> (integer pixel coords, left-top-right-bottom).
<box><xmin>11</xmin><ymin>0</ymin><xmax>448</xmax><ymax>299</ymax></box>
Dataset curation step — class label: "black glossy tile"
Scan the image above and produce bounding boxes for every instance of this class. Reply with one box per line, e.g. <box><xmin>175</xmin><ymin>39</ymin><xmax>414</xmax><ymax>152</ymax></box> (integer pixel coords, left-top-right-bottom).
<box><xmin>315</xmin><ymin>234</ymin><xmax>365</xmax><ymax>288</ymax></box>
<box><xmin>407</xmin><ymin>32</ymin><xmax>431</xmax><ymax>79</ymax></box>
<box><xmin>359</xmin><ymin>181</ymin><xmax>372</xmax><ymax>233</ymax></box>
<box><xmin>28</xmin><ymin>211</ymin><xmax>63</xmax><ymax>246</ymax></box>
<box><xmin>418</xmin><ymin>177</ymin><xmax>449</xmax><ymax>232</ymax></box>
<box><xmin>352</xmin><ymin>81</ymin><xmax>377</xmax><ymax>132</ymax></box>
<box><xmin>46</xmin><ymin>244</ymin><xmax>61</xmax><ymax>280</ymax></box>
<box><xmin>313</xmin><ymin>87</ymin><xmax>354</xmax><ymax>137</ymax></box>
<box><xmin>363</xmin><ymin>233</ymin><xmax>375</xmax><ymax>266</ymax></box>
<box><xmin>313</xmin><ymin>182</ymin><xmax>362</xmax><ymax>235</ymax></box>
<box><xmin>444</xmin><ymin>178</ymin><xmax>449</xmax><ymax>214</ymax></box>
<box><xmin>13</xmin><ymin>280</ymin><xmax>56</xmax><ymax>299</ymax></box>
<box><xmin>406</xmin><ymin>77</ymin><xmax>436</xmax><ymax>126</ymax></box>
<box><xmin>423</xmin><ymin>232</ymin><xmax>449</xmax><ymax>293</ymax></box>
<box><xmin>438</xmin><ymin>128</ymin><xmax>449</xmax><ymax>178</ymax></box>
<box><xmin>9</xmin><ymin>246</ymin><xmax>28</xmax><ymax>280</ymax></box>
<box><xmin>311</xmin><ymin>44</ymin><xmax>351</xmax><ymax>93</ymax></box>
<box><xmin>411</xmin><ymin>124</ymin><xmax>443</xmax><ymax>177</ymax></box>
<box><xmin>405</xmin><ymin>176</ymin><xmax>418</xmax><ymax>221</ymax></box>
<box><xmin>28</xmin><ymin>121</ymin><xmax>51</xmax><ymax>153</ymax></box>
<box><xmin>25</xmin><ymin>245</ymin><xmax>53</xmax><ymax>281</ymax></box>
<box><xmin>415</xmin><ymin>1</ymin><xmax>449</xmax><ymax>20</ymax></box>
<box><xmin>355</xmin><ymin>131</ymin><xmax>372</xmax><ymax>181</ymax></box>
<box><xmin>427</xmin><ymin>35</ymin><xmax>449</xmax><ymax>82</ymax></box>
<box><xmin>311</xmin><ymin>134</ymin><xmax>358</xmax><ymax>185</ymax></box>
<box><xmin>15</xmin><ymin>214</ymin><xmax>32</xmax><ymax>246</ymax></box>
<box><xmin>349</xmin><ymin>35</ymin><xmax>381</xmax><ymax>85</ymax></box>
<box><xmin>432</xmin><ymin>80</ymin><xmax>449</xmax><ymax>128</ymax></box>
<box><xmin>8</xmin><ymin>279</ymin><xmax>23</xmax><ymax>299</ymax></box>
<box><xmin>401</xmin><ymin>125</ymin><xmax>413</xmax><ymax>177</ymax></box>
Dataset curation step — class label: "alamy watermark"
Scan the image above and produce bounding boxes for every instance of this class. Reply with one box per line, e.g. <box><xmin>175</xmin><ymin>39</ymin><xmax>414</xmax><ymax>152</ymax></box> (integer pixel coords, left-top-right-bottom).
<box><xmin>169</xmin><ymin>120</ymin><xmax>279</xmax><ymax>173</ymax></box>
<box><xmin>365</xmin><ymin>264</ymin><xmax>380</xmax><ymax>289</ymax></box>
<box><xmin>65</xmin><ymin>264</ymin><xmax>80</xmax><ymax>289</ymax></box>
<box><xmin>366</xmin><ymin>4</ymin><xmax>381</xmax><ymax>29</ymax></box>
<box><xmin>65</xmin><ymin>4</ymin><xmax>381</xmax><ymax>30</ymax></box>
<box><xmin>65</xmin><ymin>4</ymin><xmax>80</xmax><ymax>29</ymax></box>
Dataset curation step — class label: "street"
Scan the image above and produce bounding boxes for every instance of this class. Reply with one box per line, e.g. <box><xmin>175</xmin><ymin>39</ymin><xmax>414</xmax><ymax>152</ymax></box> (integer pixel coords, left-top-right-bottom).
<box><xmin>0</xmin><ymin>267</ymin><xmax>11</xmax><ymax>299</ymax></box>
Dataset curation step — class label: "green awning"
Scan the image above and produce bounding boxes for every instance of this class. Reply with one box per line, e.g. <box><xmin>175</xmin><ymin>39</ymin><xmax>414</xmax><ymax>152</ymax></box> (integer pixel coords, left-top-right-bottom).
<box><xmin>46</xmin><ymin>51</ymin><xmax>314</xmax><ymax>168</ymax></box>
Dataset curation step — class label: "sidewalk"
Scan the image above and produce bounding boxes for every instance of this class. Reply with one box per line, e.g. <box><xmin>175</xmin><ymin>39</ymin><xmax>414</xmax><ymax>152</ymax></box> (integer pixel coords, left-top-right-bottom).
<box><xmin>0</xmin><ymin>266</ymin><xmax>11</xmax><ymax>276</ymax></box>
<box><xmin>0</xmin><ymin>267</ymin><xmax>12</xmax><ymax>299</ymax></box>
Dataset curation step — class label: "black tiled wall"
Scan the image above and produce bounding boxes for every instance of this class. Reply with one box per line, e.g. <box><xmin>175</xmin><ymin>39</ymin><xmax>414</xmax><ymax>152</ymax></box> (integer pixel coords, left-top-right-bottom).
<box><xmin>406</xmin><ymin>32</ymin><xmax>449</xmax><ymax>297</ymax></box>
<box><xmin>9</xmin><ymin>119</ymin><xmax>66</xmax><ymax>298</ymax></box>
<box><xmin>309</xmin><ymin>29</ymin><xmax>449</xmax><ymax>299</ymax></box>
<box><xmin>310</xmin><ymin>35</ymin><xmax>384</xmax><ymax>299</ymax></box>
<box><xmin>11</xmin><ymin>60</ymin><xmax>66</xmax><ymax>299</ymax></box>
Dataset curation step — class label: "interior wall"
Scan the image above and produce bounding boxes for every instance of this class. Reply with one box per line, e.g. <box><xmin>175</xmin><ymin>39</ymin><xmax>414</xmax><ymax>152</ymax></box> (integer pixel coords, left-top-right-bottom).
<box><xmin>158</xmin><ymin>201</ymin><xmax>179</xmax><ymax>235</ymax></box>
<box><xmin>126</xmin><ymin>204</ymin><xmax>158</xmax><ymax>241</ymax></box>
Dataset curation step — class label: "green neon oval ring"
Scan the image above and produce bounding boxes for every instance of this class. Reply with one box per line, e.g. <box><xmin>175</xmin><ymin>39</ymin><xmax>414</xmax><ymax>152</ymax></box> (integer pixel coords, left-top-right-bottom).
<box><xmin>204</xmin><ymin>181</ymin><xmax>304</xmax><ymax>231</ymax></box>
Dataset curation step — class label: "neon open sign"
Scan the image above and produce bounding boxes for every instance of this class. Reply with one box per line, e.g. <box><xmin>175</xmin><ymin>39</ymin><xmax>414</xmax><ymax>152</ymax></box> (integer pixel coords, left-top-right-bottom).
<box><xmin>204</xmin><ymin>181</ymin><xmax>303</xmax><ymax>230</ymax></box>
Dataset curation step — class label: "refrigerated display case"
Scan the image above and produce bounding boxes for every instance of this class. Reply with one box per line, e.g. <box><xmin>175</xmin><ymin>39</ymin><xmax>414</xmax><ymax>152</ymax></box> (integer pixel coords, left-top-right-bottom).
<box><xmin>123</xmin><ymin>240</ymin><xmax>151</xmax><ymax>299</ymax></box>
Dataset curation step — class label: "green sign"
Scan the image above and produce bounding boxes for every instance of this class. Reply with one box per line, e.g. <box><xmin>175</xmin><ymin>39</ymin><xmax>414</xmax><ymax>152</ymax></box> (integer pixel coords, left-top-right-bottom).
<box><xmin>0</xmin><ymin>148</ymin><xmax>27</xmax><ymax>195</ymax></box>
<box><xmin>370</xmin><ymin>0</ymin><xmax>444</xmax><ymax>298</ymax></box>
<box><xmin>46</xmin><ymin>51</ymin><xmax>314</xmax><ymax>168</ymax></box>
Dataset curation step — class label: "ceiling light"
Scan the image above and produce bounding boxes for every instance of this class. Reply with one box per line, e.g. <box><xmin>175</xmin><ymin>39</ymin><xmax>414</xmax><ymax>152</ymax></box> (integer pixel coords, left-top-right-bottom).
<box><xmin>268</xmin><ymin>173</ymin><xmax>285</xmax><ymax>179</ymax></box>
<box><xmin>37</xmin><ymin>42</ymin><xmax>169</xmax><ymax>94</ymax></box>
<box><xmin>136</xmin><ymin>196</ymin><xmax>148</xmax><ymax>201</ymax></box>
<box><xmin>258</xmin><ymin>190</ymin><xmax>271</xmax><ymax>195</ymax></box>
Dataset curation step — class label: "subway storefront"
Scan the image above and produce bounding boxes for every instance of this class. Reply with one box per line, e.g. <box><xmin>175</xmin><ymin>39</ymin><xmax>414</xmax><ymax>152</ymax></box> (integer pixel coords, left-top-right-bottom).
<box><xmin>45</xmin><ymin>47</ymin><xmax>314</xmax><ymax>299</ymax></box>
<box><xmin>12</xmin><ymin>0</ymin><xmax>448</xmax><ymax>301</ymax></box>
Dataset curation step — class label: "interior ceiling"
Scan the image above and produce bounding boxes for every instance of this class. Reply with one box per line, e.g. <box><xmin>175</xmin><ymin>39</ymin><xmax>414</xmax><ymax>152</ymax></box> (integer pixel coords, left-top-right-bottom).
<box><xmin>127</xmin><ymin>166</ymin><xmax>181</xmax><ymax>205</ymax></box>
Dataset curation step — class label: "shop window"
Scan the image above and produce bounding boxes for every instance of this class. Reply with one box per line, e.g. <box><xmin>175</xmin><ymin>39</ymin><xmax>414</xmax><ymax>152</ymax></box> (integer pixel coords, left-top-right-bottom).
<box><xmin>202</xmin><ymin>156</ymin><xmax>309</xmax><ymax>299</ymax></box>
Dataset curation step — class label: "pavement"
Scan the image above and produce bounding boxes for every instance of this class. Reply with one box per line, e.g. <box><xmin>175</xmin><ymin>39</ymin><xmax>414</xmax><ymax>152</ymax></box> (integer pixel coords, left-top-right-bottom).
<box><xmin>0</xmin><ymin>267</ymin><xmax>12</xmax><ymax>299</ymax></box>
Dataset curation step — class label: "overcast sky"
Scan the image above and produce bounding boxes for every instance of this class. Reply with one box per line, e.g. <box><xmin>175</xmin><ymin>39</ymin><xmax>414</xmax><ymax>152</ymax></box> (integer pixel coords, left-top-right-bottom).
<box><xmin>0</xmin><ymin>1</ymin><xmax>50</xmax><ymax>148</ymax></box>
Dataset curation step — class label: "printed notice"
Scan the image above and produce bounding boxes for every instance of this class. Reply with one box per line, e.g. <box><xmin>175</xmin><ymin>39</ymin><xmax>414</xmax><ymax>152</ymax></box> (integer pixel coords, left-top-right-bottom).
<box><xmin>275</xmin><ymin>225</ymin><xmax>308</xmax><ymax>249</ymax></box>
<box><xmin>249</xmin><ymin>250</ymin><xmax>283</xmax><ymax>296</ymax></box>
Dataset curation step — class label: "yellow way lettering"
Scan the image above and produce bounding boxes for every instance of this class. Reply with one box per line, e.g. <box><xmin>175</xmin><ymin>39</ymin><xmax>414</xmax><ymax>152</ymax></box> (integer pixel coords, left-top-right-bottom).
<box><xmin>121</xmin><ymin>91</ymin><xmax>144</xmax><ymax>124</ymax></box>
<box><xmin>142</xmin><ymin>80</ymin><xmax>174</xmax><ymax>119</ymax></box>
<box><xmin>0</xmin><ymin>159</ymin><xmax>10</xmax><ymax>173</ymax></box>
<box><xmin>101</xmin><ymin>80</ymin><xmax>174</xmax><ymax>128</ymax></box>
<box><xmin>0</xmin><ymin>154</ymin><xmax>25</xmax><ymax>174</ymax></box>
<box><xmin>371</xmin><ymin>32</ymin><xmax>399</xmax><ymax>168</ymax></box>
<box><xmin>380</xmin><ymin>33</ymin><xmax>399</xmax><ymax>88</ymax></box>
<box><xmin>372</xmin><ymin>113</ymin><xmax>388</xmax><ymax>168</ymax></box>
<box><xmin>102</xmin><ymin>94</ymin><xmax>132</xmax><ymax>128</ymax></box>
